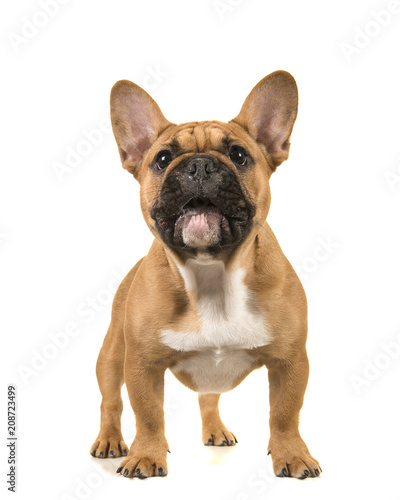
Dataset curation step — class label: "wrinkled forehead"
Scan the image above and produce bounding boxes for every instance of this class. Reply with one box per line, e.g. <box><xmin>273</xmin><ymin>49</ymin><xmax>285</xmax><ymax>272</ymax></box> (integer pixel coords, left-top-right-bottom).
<box><xmin>159</xmin><ymin>121</ymin><xmax>246</xmax><ymax>153</ymax></box>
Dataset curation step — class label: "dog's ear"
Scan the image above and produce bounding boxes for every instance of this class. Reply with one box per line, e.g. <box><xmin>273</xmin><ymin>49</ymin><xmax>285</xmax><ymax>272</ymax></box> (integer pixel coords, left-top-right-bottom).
<box><xmin>231</xmin><ymin>71</ymin><xmax>298</xmax><ymax>171</ymax></box>
<box><xmin>110</xmin><ymin>80</ymin><xmax>171</xmax><ymax>179</ymax></box>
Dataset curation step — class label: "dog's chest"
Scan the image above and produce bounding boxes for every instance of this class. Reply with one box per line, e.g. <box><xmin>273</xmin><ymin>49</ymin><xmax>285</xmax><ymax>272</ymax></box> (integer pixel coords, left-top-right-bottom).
<box><xmin>161</xmin><ymin>260</ymin><xmax>271</xmax><ymax>393</ymax></box>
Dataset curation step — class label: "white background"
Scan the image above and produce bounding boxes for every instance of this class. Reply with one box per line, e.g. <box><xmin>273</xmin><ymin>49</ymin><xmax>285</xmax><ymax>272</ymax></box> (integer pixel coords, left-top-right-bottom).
<box><xmin>2</xmin><ymin>0</ymin><xmax>400</xmax><ymax>499</ymax></box>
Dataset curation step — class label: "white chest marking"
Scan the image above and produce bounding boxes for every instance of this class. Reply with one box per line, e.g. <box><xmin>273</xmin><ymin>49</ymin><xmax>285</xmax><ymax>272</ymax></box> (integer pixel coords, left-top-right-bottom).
<box><xmin>160</xmin><ymin>259</ymin><xmax>271</xmax><ymax>393</ymax></box>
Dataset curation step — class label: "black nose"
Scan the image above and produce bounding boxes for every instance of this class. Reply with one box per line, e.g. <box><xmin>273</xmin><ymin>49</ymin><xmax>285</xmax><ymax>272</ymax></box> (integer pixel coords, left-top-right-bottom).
<box><xmin>185</xmin><ymin>155</ymin><xmax>219</xmax><ymax>181</ymax></box>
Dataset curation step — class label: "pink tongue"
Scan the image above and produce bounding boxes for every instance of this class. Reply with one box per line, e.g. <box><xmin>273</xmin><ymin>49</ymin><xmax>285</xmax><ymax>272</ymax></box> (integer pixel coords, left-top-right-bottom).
<box><xmin>180</xmin><ymin>210</ymin><xmax>221</xmax><ymax>247</ymax></box>
<box><xmin>186</xmin><ymin>213</ymin><xmax>209</xmax><ymax>238</ymax></box>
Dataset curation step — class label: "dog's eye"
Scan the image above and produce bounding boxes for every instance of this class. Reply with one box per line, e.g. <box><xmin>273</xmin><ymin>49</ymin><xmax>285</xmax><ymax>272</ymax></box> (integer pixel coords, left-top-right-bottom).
<box><xmin>154</xmin><ymin>150</ymin><xmax>173</xmax><ymax>171</ymax></box>
<box><xmin>229</xmin><ymin>146</ymin><xmax>248</xmax><ymax>167</ymax></box>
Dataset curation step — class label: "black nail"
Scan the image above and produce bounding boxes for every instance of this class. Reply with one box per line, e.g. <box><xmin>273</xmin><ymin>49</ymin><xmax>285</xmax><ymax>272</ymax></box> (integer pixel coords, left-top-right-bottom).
<box><xmin>235</xmin><ymin>437</ymin><xmax>238</xmax><ymax>443</ymax></box>
<box><xmin>320</xmin><ymin>467</ymin><xmax>323</xmax><ymax>473</ymax></box>
<box><xmin>167</xmin><ymin>449</ymin><xmax>171</xmax><ymax>454</ymax></box>
<box><xmin>314</xmin><ymin>468</ymin><xmax>320</xmax><ymax>476</ymax></box>
<box><xmin>267</xmin><ymin>450</ymin><xmax>271</xmax><ymax>456</ymax></box>
<box><xmin>135</xmin><ymin>468</ymin><xmax>147</xmax><ymax>479</ymax></box>
<box><xmin>99</xmin><ymin>452</ymin><xmax>103</xmax><ymax>458</ymax></box>
<box><xmin>207</xmin><ymin>438</ymin><xmax>212</xmax><ymax>445</ymax></box>
<box><xmin>299</xmin><ymin>470</ymin><xmax>309</xmax><ymax>479</ymax></box>
<box><xmin>222</xmin><ymin>440</ymin><xmax>227</xmax><ymax>445</ymax></box>
<box><xmin>90</xmin><ymin>450</ymin><xmax>96</xmax><ymax>457</ymax></box>
<box><xmin>158</xmin><ymin>467</ymin><xmax>166</xmax><ymax>476</ymax></box>
<box><xmin>278</xmin><ymin>467</ymin><xmax>288</xmax><ymax>477</ymax></box>
<box><xmin>123</xmin><ymin>469</ymin><xmax>129</xmax><ymax>477</ymax></box>
<box><xmin>123</xmin><ymin>449</ymin><xmax>128</xmax><ymax>456</ymax></box>
<box><xmin>116</xmin><ymin>467</ymin><xmax>123</xmax><ymax>474</ymax></box>
<box><xmin>109</xmin><ymin>450</ymin><xmax>114</xmax><ymax>457</ymax></box>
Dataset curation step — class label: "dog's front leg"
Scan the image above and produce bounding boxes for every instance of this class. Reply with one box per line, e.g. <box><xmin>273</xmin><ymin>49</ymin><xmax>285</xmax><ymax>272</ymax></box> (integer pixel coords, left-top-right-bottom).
<box><xmin>266</xmin><ymin>349</ymin><xmax>321</xmax><ymax>479</ymax></box>
<box><xmin>117</xmin><ymin>350</ymin><xmax>169</xmax><ymax>479</ymax></box>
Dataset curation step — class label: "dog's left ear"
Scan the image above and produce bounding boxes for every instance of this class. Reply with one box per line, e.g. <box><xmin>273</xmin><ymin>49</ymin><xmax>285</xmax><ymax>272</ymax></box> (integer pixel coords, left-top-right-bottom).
<box><xmin>231</xmin><ymin>70</ymin><xmax>298</xmax><ymax>171</ymax></box>
<box><xmin>110</xmin><ymin>80</ymin><xmax>172</xmax><ymax>179</ymax></box>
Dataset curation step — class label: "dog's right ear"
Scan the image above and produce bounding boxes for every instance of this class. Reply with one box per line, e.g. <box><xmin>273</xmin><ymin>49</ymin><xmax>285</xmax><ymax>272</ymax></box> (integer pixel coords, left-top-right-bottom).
<box><xmin>110</xmin><ymin>80</ymin><xmax>171</xmax><ymax>179</ymax></box>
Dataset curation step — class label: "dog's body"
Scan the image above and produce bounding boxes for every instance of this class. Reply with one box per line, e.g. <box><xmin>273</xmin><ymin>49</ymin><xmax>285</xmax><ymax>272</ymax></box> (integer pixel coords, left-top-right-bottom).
<box><xmin>90</xmin><ymin>71</ymin><xmax>321</xmax><ymax>480</ymax></box>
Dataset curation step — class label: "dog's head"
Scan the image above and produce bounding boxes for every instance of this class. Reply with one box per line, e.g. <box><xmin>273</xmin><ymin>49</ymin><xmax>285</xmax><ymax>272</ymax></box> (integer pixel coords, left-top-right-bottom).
<box><xmin>110</xmin><ymin>71</ymin><xmax>298</xmax><ymax>261</ymax></box>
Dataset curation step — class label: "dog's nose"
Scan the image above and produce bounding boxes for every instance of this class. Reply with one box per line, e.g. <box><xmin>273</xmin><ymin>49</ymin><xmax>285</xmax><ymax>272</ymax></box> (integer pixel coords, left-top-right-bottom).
<box><xmin>185</xmin><ymin>156</ymin><xmax>219</xmax><ymax>180</ymax></box>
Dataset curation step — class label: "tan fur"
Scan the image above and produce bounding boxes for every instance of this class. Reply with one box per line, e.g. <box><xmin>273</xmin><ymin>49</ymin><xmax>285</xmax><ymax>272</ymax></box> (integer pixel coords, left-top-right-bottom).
<box><xmin>90</xmin><ymin>71</ymin><xmax>321</xmax><ymax>480</ymax></box>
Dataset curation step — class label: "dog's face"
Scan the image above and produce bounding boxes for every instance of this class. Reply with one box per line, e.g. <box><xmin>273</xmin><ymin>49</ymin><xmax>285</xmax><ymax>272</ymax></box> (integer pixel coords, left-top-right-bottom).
<box><xmin>110</xmin><ymin>71</ymin><xmax>298</xmax><ymax>261</ymax></box>
<box><xmin>140</xmin><ymin>120</ymin><xmax>261</xmax><ymax>258</ymax></box>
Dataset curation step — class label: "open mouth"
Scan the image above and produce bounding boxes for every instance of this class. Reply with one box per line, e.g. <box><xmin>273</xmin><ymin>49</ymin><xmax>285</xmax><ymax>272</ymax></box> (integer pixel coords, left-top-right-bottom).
<box><xmin>181</xmin><ymin>196</ymin><xmax>215</xmax><ymax>210</ymax></box>
<box><xmin>153</xmin><ymin>192</ymin><xmax>253</xmax><ymax>252</ymax></box>
<box><xmin>173</xmin><ymin>197</ymin><xmax>231</xmax><ymax>248</ymax></box>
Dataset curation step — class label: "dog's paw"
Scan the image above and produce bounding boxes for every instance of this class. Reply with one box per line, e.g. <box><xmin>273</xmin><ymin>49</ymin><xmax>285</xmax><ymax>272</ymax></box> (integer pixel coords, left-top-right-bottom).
<box><xmin>116</xmin><ymin>454</ymin><xmax>168</xmax><ymax>479</ymax></box>
<box><xmin>203</xmin><ymin>427</ymin><xmax>237</xmax><ymax>446</ymax></box>
<box><xmin>268</xmin><ymin>437</ymin><xmax>321</xmax><ymax>479</ymax></box>
<box><xmin>90</xmin><ymin>433</ymin><xmax>128</xmax><ymax>458</ymax></box>
<box><xmin>116</xmin><ymin>438</ymin><xmax>169</xmax><ymax>479</ymax></box>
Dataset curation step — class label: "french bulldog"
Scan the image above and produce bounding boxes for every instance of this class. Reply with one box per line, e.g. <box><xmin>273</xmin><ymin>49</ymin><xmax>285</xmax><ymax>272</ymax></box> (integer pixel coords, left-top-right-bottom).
<box><xmin>90</xmin><ymin>70</ymin><xmax>321</xmax><ymax>480</ymax></box>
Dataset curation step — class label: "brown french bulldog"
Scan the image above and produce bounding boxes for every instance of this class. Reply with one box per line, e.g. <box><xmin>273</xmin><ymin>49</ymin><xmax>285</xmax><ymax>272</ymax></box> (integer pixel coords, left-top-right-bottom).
<box><xmin>90</xmin><ymin>70</ymin><xmax>321</xmax><ymax>480</ymax></box>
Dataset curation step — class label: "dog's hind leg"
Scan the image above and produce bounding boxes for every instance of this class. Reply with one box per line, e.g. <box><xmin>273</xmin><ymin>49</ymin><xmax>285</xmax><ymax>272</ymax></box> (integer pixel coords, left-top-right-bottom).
<box><xmin>198</xmin><ymin>394</ymin><xmax>237</xmax><ymax>446</ymax></box>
